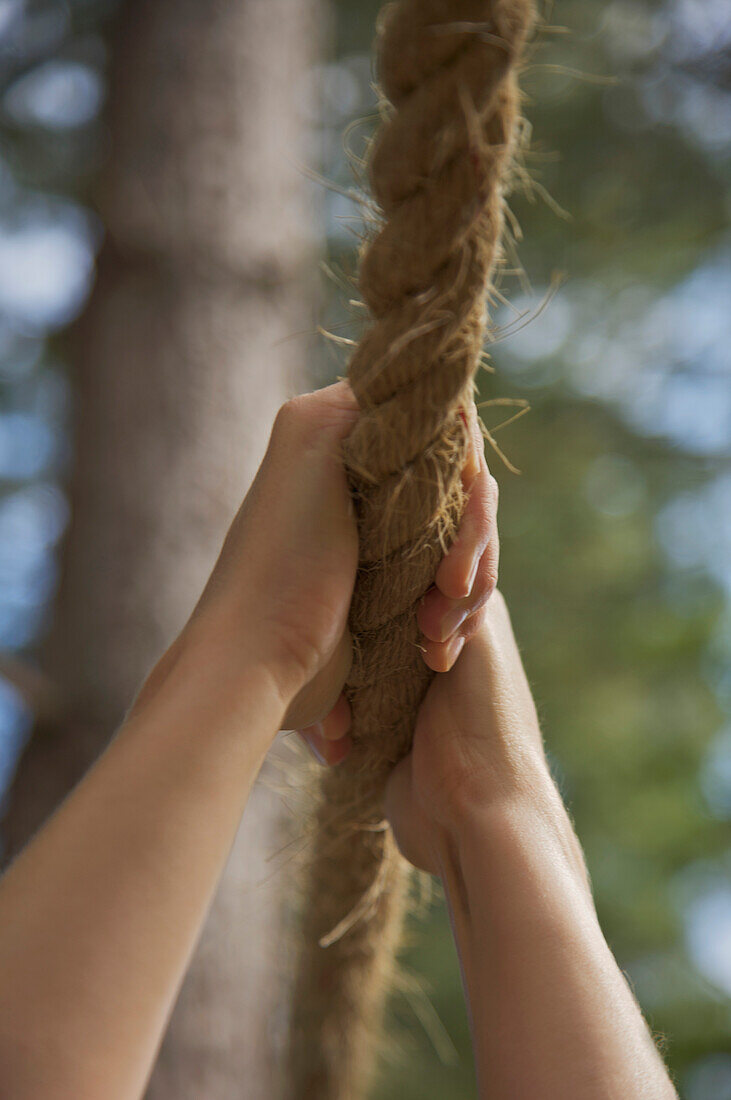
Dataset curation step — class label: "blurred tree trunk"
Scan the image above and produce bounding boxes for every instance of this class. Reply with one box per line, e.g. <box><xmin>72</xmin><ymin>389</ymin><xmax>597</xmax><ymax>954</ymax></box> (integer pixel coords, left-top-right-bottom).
<box><xmin>3</xmin><ymin>0</ymin><xmax>323</xmax><ymax>1096</ymax></box>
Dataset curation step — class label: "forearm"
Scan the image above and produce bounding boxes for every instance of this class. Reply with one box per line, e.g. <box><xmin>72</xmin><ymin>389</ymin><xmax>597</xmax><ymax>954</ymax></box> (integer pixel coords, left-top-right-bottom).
<box><xmin>440</xmin><ymin>779</ymin><xmax>677</xmax><ymax>1100</ymax></box>
<box><xmin>0</xmin><ymin>628</ymin><xmax>286</xmax><ymax>1100</ymax></box>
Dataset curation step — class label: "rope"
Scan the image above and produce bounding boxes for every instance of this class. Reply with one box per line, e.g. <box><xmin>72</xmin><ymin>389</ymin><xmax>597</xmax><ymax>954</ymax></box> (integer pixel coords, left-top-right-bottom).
<box><xmin>289</xmin><ymin>3</ymin><xmax>534</xmax><ymax>1095</ymax></box>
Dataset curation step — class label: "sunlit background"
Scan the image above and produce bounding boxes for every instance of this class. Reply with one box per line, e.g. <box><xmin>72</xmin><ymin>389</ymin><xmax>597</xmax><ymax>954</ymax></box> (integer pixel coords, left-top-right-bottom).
<box><xmin>0</xmin><ymin>0</ymin><xmax>729</xmax><ymax>1096</ymax></box>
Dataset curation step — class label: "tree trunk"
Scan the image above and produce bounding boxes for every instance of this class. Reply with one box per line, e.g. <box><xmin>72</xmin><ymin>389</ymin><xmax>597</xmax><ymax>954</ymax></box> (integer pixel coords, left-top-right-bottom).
<box><xmin>2</xmin><ymin>1</ymin><xmax>322</xmax><ymax>1096</ymax></box>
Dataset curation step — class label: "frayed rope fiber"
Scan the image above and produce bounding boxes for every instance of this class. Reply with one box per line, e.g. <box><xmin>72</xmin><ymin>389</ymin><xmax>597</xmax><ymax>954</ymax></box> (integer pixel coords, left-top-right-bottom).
<box><xmin>288</xmin><ymin>3</ymin><xmax>534</xmax><ymax>1096</ymax></box>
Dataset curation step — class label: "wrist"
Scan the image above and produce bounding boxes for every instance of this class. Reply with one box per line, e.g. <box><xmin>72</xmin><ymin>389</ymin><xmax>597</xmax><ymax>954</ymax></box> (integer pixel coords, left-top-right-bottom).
<box><xmin>432</xmin><ymin>744</ymin><xmax>554</xmax><ymax>846</ymax></box>
<box><xmin>192</xmin><ymin>587</ymin><xmax>325</xmax><ymax>715</ymax></box>
<box><xmin>131</xmin><ymin>615</ymin><xmax>290</xmax><ymax>749</ymax></box>
<box><xmin>437</xmin><ymin>766</ymin><xmax>592</xmax><ymax>905</ymax></box>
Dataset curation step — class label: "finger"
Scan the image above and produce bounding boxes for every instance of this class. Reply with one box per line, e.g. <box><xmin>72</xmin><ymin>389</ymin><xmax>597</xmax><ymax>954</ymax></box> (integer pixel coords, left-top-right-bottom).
<box><xmin>289</xmin><ymin>380</ymin><xmax>360</xmax><ymax>440</ymax></box>
<box><xmin>313</xmin><ymin>378</ymin><xmax>359</xmax><ymax>414</ymax></box>
<box><xmin>459</xmin><ymin>403</ymin><xmax>483</xmax><ymax>489</ymax></box>
<box><xmin>420</xmin><ymin>630</ymin><xmax>466</xmax><ymax>674</ymax></box>
<box><xmin>420</xmin><ymin>598</ymin><xmax>491</xmax><ymax>673</ymax></box>
<box><xmin>317</xmin><ymin>692</ymin><xmax>352</xmax><ymax>741</ymax></box>
<box><xmin>418</xmin><ymin>533</ymin><xmax>497</xmax><ymax>642</ymax></box>
<box><xmin>420</xmin><ymin>506</ymin><xmax>500</xmax><ymax>644</ymax></box>
<box><xmin>436</xmin><ymin>449</ymin><xmax>497</xmax><ymax>602</ymax></box>
<box><xmin>299</xmin><ymin>727</ymin><xmax>352</xmax><ymax>767</ymax></box>
<box><xmin>296</xmin><ymin>689</ymin><xmax>352</xmax><ymax>767</ymax></box>
<box><xmin>420</xmin><ymin>541</ymin><xmax>498</xmax><ymax>667</ymax></box>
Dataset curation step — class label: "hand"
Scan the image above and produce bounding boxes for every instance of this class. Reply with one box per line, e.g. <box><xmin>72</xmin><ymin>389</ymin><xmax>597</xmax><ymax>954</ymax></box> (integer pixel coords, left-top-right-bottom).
<box><xmin>386</xmin><ymin>594</ymin><xmax>556</xmax><ymax>874</ymax></box>
<box><xmin>157</xmin><ymin>382</ymin><xmax>360</xmax><ymax>732</ymax></box>
<box><xmin>298</xmin><ymin>406</ymin><xmax>500</xmax><ymax>765</ymax></box>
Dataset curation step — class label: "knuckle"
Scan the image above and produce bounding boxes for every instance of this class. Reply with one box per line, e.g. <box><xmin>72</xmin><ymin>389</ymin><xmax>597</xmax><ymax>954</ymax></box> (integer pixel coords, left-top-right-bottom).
<box><xmin>474</xmin><ymin>498</ymin><xmax>493</xmax><ymax>539</ymax></box>
<box><xmin>485</xmin><ymin>560</ymin><xmax>499</xmax><ymax>595</ymax></box>
<box><xmin>491</xmin><ymin>587</ymin><xmax>507</xmax><ymax>612</ymax></box>
<box><xmin>273</xmin><ymin>396</ymin><xmax>308</xmax><ymax>439</ymax></box>
<box><xmin>462</xmin><ymin>605</ymin><xmax>487</xmax><ymax>640</ymax></box>
<box><xmin>471</xmin><ymin>470</ymin><xmax>497</xmax><ymax>522</ymax></box>
<box><xmin>274</xmin><ymin>390</ymin><xmax>357</xmax><ymax>446</ymax></box>
<box><xmin>475</xmin><ymin>557</ymin><xmax>499</xmax><ymax>603</ymax></box>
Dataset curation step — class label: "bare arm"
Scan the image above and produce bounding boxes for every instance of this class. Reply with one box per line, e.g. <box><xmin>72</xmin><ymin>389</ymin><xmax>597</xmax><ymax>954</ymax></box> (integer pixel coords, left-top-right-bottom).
<box><xmin>0</xmin><ymin>379</ymin><xmax>677</xmax><ymax>1099</ymax></box>
<box><xmin>0</xmin><ymin>647</ymin><xmax>284</xmax><ymax>1099</ymax></box>
<box><xmin>293</xmin><ymin>409</ymin><xmax>676</xmax><ymax>1097</ymax></box>
<box><xmin>308</xmin><ymin>405</ymin><xmax>676</xmax><ymax>1098</ymax></box>
<box><xmin>0</xmin><ymin>384</ymin><xmax>360</xmax><ymax>1100</ymax></box>
<box><xmin>406</xmin><ymin>597</ymin><xmax>678</xmax><ymax>1100</ymax></box>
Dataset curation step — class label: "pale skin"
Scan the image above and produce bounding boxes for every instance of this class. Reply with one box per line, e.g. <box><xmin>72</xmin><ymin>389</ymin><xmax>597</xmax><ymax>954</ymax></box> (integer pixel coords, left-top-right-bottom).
<box><xmin>0</xmin><ymin>383</ymin><xmax>676</xmax><ymax>1099</ymax></box>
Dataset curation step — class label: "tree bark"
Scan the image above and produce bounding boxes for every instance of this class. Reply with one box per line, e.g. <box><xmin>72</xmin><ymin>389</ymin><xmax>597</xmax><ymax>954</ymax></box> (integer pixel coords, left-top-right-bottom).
<box><xmin>2</xmin><ymin>1</ymin><xmax>322</xmax><ymax>1096</ymax></box>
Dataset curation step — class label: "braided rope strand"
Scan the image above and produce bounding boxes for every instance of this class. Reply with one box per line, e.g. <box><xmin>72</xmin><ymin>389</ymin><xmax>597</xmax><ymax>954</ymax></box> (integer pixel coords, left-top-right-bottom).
<box><xmin>289</xmin><ymin>4</ymin><xmax>534</xmax><ymax>1096</ymax></box>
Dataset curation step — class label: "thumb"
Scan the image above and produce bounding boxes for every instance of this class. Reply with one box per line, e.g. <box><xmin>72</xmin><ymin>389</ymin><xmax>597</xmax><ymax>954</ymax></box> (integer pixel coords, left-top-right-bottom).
<box><xmin>385</xmin><ymin>753</ymin><xmax>439</xmax><ymax>875</ymax></box>
<box><xmin>281</xmin><ymin>629</ymin><xmax>352</xmax><ymax>731</ymax></box>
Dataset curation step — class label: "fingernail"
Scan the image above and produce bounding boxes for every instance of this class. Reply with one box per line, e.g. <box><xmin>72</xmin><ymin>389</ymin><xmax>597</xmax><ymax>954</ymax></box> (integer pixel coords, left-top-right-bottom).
<box><xmin>299</xmin><ymin>730</ymin><xmax>326</xmax><ymax>765</ymax></box>
<box><xmin>439</xmin><ymin>604</ymin><xmax>469</xmax><ymax>642</ymax></box>
<box><xmin>445</xmin><ymin>633</ymin><xmax>466</xmax><ymax>669</ymax></box>
<box><xmin>303</xmin><ymin>721</ymin><xmax>325</xmax><ymax>740</ymax></box>
<box><xmin>465</xmin><ymin>553</ymin><xmax>480</xmax><ymax>595</ymax></box>
<box><xmin>329</xmin><ymin>734</ymin><xmax>352</xmax><ymax>766</ymax></box>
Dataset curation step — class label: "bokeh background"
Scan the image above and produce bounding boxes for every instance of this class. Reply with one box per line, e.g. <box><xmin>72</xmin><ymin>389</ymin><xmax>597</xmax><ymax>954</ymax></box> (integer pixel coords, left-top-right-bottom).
<box><xmin>0</xmin><ymin>1</ymin><xmax>729</xmax><ymax>1097</ymax></box>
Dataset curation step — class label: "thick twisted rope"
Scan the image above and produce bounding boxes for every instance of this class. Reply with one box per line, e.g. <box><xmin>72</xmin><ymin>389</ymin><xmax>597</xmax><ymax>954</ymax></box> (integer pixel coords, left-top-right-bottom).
<box><xmin>289</xmin><ymin>3</ymin><xmax>534</xmax><ymax>1096</ymax></box>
